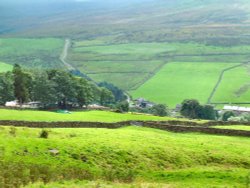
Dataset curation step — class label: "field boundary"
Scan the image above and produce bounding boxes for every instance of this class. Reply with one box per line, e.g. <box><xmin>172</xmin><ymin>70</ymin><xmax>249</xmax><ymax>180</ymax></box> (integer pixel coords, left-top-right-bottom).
<box><xmin>142</xmin><ymin>122</ymin><xmax>250</xmax><ymax>137</ymax></box>
<box><xmin>128</xmin><ymin>61</ymin><xmax>168</xmax><ymax>91</ymax></box>
<box><xmin>207</xmin><ymin>63</ymin><xmax>247</xmax><ymax>104</ymax></box>
<box><xmin>1</xmin><ymin>120</ymin><xmax>250</xmax><ymax>137</ymax></box>
<box><xmin>87</xmin><ymin>71</ymin><xmax>148</xmax><ymax>74</ymax></box>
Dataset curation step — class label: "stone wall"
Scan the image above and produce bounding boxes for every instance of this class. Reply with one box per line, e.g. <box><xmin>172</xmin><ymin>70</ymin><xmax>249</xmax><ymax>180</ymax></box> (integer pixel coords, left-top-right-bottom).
<box><xmin>0</xmin><ymin>120</ymin><xmax>249</xmax><ymax>137</ymax></box>
<box><xmin>141</xmin><ymin>122</ymin><xmax>250</xmax><ymax>137</ymax></box>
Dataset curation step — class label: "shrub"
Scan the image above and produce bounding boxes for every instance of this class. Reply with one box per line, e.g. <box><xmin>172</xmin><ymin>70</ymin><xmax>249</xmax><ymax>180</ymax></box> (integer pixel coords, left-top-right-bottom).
<box><xmin>9</xmin><ymin>126</ymin><xmax>16</xmax><ymax>137</ymax></box>
<box><xmin>241</xmin><ymin>113</ymin><xmax>250</xmax><ymax>122</ymax></box>
<box><xmin>180</xmin><ymin>99</ymin><xmax>217</xmax><ymax>120</ymax></box>
<box><xmin>69</xmin><ymin>133</ymin><xmax>77</xmax><ymax>138</ymax></box>
<box><xmin>180</xmin><ymin>99</ymin><xmax>201</xmax><ymax>119</ymax></box>
<box><xmin>151</xmin><ymin>104</ymin><xmax>169</xmax><ymax>117</ymax></box>
<box><xmin>115</xmin><ymin>101</ymin><xmax>129</xmax><ymax>113</ymax></box>
<box><xmin>228</xmin><ymin>116</ymin><xmax>244</xmax><ymax>122</ymax></box>
<box><xmin>222</xmin><ymin>111</ymin><xmax>235</xmax><ymax>121</ymax></box>
<box><xmin>39</xmin><ymin>129</ymin><xmax>49</xmax><ymax>139</ymax></box>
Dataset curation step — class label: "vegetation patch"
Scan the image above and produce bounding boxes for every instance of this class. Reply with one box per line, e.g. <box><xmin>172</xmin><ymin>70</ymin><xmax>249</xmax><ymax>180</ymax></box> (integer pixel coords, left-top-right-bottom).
<box><xmin>0</xmin><ymin>109</ymin><xmax>174</xmax><ymax>122</ymax></box>
<box><xmin>0</xmin><ymin>126</ymin><xmax>249</xmax><ymax>188</ymax></box>
<box><xmin>212</xmin><ymin>65</ymin><xmax>250</xmax><ymax>103</ymax></box>
<box><xmin>212</xmin><ymin>125</ymin><xmax>250</xmax><ymax>131</ymax></box>
<box><xmin>0</xmin><ymin>38</ymin><xmax>64</xmax><ymax>69</ymax></box>
<box><xmin>68</xmin><ymin>41</ymin><xmax>250</xmax><ymax>92</ymax></box>
<box><xmin>131</xmin><ymin>62</ymin><xmax>237</xmax><ymax>107</ymax></box>
<box><xmin>0</xmin><ymin>61</ymin><xmax>12</xmax><ymax>72</ymax></box>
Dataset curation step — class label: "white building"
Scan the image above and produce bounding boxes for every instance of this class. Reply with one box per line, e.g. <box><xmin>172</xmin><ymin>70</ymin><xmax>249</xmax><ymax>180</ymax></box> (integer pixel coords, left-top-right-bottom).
<box><xmin>223</xmin><ymin>105</ymin><xmax>250</xmax><ymax>113</ymax></box>
<box><xmin>5</xmin><ymin>100</ymin><xmax>18</xmax><ymax>107</ymax></box>
<box><xmin>5</xmin><ymin>101</ymin><xmax>41</xmax><ymax>108</ymax></box>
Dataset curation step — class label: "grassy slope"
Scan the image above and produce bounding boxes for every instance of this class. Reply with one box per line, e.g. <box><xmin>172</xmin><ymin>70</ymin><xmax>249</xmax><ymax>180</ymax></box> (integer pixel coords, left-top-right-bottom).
<box><xmin>131</xmin><ymin>62</ymin><xmax>236</xmax><ymax>107</ymax></box>
<box><xmin>72</xmin><ymin>42</ymin><xmax>250</xmax><ymax>56</ymax></box>
<box><xmin>0</xmin><ymin>126</ymin><xmax>249</xmax><ymax>188</ymax></box>
<box><xmin>212</xmin><ymin>125</ymin><xmax>250</xmax><ymax>131</ymax></box>
<box><xmin>212</xmin><ymin>65</ymin><xmax>250</xmax><ymax>103</ymax></box>
<box><xmin>69</xmin><ymin>40</ymin><xmax>250</xmax><ymax>94</ymax></box>
<box><xmin>71</xmin><ymin>60</ymin><xmax>163</xmax><ymax>74</ymax></box>
<box><xmin>26</xmin><ymin>181</ymin><xmax>175</xmax><ymax>188</ymax></box>
<box><xmin>0</xmin><ymin>38</ymin><xmax>64</xmax><ymax>69</ymax></box>
<box><xmin>0</xmin><ymin>61</ymin><xmax>12</xmax><ymax>72</ymax></box>
<box><xmin>67</xmin><ymin>38</ymin><xmax>250</xmax><ymax>109</ymax></box>
<box><xmin>89</xmin><ymin>72</ymin><xmax>149</xmax><ymax>91</ymax></box>
<box><xmin>0</xmin><ymin>109</ymin><xmax>175</xmax><ymax>122</ymax></box>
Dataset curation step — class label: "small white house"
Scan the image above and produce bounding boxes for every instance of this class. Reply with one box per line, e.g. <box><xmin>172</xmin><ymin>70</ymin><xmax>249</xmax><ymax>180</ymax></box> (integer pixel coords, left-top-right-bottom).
<box><xmin>5</xmin><ymin>100</ymin><xmax>18</xmax><ymax>107</ymax></box>
<box><xmin>133</xmin><ymin>98</ymin><xmax>155</xmax><ymax>108</ymax></box>
<box><xmin>5</xmin><ymin>101</ymin><xmax>41</xmax><ymax>108</ymax></box>
<box><xmin>87</xmin><ymin>104</ymin><xmax>109</xmax><ymax>110</ymax></box>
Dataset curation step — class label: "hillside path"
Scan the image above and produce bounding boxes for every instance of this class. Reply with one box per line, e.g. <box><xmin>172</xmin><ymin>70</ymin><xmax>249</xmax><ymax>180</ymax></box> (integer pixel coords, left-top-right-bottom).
<box><xmin>60</xmin><ymin>38</ymin><xmax>75</xmax><ymax>70</ymax></box>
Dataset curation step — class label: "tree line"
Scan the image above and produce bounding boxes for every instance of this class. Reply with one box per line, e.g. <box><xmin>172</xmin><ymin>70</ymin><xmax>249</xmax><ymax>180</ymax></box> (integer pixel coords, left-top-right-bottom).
<box><xmin>0</xmin><ymin>64</ymin><xmax>125</xmax><ymax>109</ymax></box>
<box><xmin>180</xmin><ymin>99</ymin><xmax>218</xmax><ymax>120</ymax></box>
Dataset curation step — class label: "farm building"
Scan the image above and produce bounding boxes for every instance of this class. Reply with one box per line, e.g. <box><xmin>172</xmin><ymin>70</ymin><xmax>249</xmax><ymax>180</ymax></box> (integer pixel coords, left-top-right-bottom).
<box><xmin>5</xmin><ymin>101</ymin><xmax>41</xmax><ymax>108</ymax></box>
<box><xmin>87</xmin><ymin>104</ymin><xmax>110</xmax><ymax>110</ymax></box>
<box><xmin>133</xmin><ymin>98</ymin><xmax>155</xmax><ymax>108</ymax></box>
<box><xmin>223</xmin><ymin>105</ymin><xmax>250</xmax><ymax>114</ymax></box>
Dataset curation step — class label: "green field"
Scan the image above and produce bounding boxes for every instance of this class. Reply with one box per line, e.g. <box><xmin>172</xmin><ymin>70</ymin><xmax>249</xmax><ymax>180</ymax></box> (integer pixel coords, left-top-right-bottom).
<box><xmin>0</xmin><ymin>61</ymin><xmax>12</xmax><ymax>72</ymax></box>
<box><xmin>211</xmin><ymin>64</ymin><xmax>250</xmax><ymax>103</ymax></box>
<box><xmin>0</xmin><ymin>38</ymin><xmax>64</xmax><ymax>69</ymax></box>
<box><xmin>131</xmin><ymin>62</ymin><xmax>237</xmax><ymax>107</ymax></box>
<box><xmin>2</xmin><ymin>0</ymin><xmax>250</xmax><ymax>108</ymax></box>
<box><xmin>26</xmin><ymin>181</ymin><xmax>177</xmax><ymax>188</ymax></box>
<box><xmin>212</xmin><ymin>125</ymin><xmax>250</xmax><ymax>131</ymax></box>
<box><xmin>68</xmin><ymin>40</ymin><xmax>250</xmax><ymax>106</ymax></box>
<box><xmin>89</xmin><ymin>72</ymin><xmax>150</xmax><ymax>90</ymax></box>
<box><xmin>0</xmin><ymin>126</ymin><xmax>249</xmax><ymax>188</ymax></box>
<box><xmin>0</xmin><ymin>109</ymin><xmax>175</xmax><ymax>122</ymax></box>
<box><xmin>1</xmin><ymin>37</ymin><xmax>250</xmax><ymax>107</ymax></box>
<box><xmin>0</xmin><ymin>127</ymin><xmax>250</xmax><ymax>188</ymax></box>
<box><xmin>72</xmin><ymin>42</ymin><xmax>250</xmax><ymax>57</ymax></box>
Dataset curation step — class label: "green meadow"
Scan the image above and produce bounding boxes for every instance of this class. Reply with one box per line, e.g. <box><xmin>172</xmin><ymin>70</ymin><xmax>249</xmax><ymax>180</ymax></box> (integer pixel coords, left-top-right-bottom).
<box><xmin>211</xmin><ymin>65</ymin><xmax>250</xmax><ymax>103</ymax></box>
<box><xmin>1</xmin><ymin>37</ymin><xmax>250</xmax><ymax>107</ymax></box>
<box><xmin>0</xmin><ymin>109</ymin><xmax>174</xmax><ymax>122</ymax></box>
<box><xmin>26</xmin><ymin>181</ymin><xmax>178</xmax><ymax>188</ymax></box>
<box><xmin>68</xmin><ymin>40</ymin><xmax>250</xmax><ymax>106</ymax></box>
<box><xmin>72</xmin><ymin>42</ymin><xmax>250</xmax><ymax>57</ymax></box>
<box><xmin>0</xmin><ymin>126</ymin><xmax>249</xmax><ymax>188</ymax></box>
<box><xmin>212</xmin><ymin>125</ymin><xmax>250</xmax><ymax>131</ymax></box>
<box><xmin>70</xmin><ymin>60</ymin><xmax>163</xmax><ymax>90</ymax></box>
<box><xmin>89</xmin><ymin>72</ymin><xmax>149</xmax><ymax>90</ymax></box>
<box><xmin>0</xmin><ymin>38</ymin><xmax>64</xmax><ymax>69</ymax></box>
<box><xmin>0</xmin><ymin>61</ymin><xmax>12</xmax><ymax>72</ymax></box>
<box><xmin>131</xmin><ymin>62</ymin><xmax>237</xmax><ymax>107</ymax></box>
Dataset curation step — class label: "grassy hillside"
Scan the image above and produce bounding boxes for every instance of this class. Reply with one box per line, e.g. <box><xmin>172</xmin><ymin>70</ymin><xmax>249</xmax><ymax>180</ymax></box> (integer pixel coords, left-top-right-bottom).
<box><xmin>0</xmin><ymin>126</ymin><xmax>249</xmax><ymax>188</ymax></box>
<box><xmin>0</xmin><ymin>109</ymin><xmax>175</xmax><ymax>122</ymax></box>
<box><xmin>26</xmin><ymin>181</ymin><xmax>177</xmax><ymax>188</ymax></box>
<box><xmin>68</xmin><ymin>41</ymin><xmax>250</xmax><ymax>91</ymax></box>
<box><xmin>0</xmin><ymin>38</ymin><xmax>64</xmax><ymax>69</ymax></box>
<box><xmin>1</xmin><ymin>1</ymin><xmax>250</xmax><ymax>107</ymax></box>
<box><xmin>2</xmin><ymin>0</ymin><xmax>250</xmax><ymax>44</ymax></box>
<box><xmin>0</xmin><ymin>61</ymin><xmax>12</xmax><ymax>72</ymax></box>
<box><xmin>131</xmin><ymin>62</ymin><xmax>238</xmax><ymax>107</ymax></box>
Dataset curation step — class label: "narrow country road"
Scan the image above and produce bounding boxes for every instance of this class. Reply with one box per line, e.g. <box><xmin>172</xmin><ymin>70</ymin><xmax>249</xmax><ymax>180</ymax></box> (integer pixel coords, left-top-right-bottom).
<box><xmin>60</xmin><ymin>38</ymin><xmax>75</xmax><ymax>70</ymax></box>
<box><xmin>124</xmin><ymin>92</ymin><xmax>131</xmax><ymax>103</ymax></box>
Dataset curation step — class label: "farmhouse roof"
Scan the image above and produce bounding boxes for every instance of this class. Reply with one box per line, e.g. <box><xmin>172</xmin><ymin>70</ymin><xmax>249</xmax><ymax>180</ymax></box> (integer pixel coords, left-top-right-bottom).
<box><xmin>223</xmin><ymin>105</ymin><xmax>250</xmax><ymax>112</ymax></box>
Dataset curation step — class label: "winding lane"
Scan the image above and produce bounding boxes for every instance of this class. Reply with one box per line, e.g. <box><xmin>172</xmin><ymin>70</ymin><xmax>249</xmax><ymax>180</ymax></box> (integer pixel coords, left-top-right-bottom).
<box><xmin>60</xmin><ymin>38</ymin><xmax>75</xmax><ymax>70</ymax></box>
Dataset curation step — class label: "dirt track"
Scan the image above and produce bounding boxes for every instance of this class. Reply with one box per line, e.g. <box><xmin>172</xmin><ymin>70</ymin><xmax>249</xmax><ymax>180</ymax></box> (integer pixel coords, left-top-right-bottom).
<box><xmin>60</xmin><ymin>38</ymin><xmax>75</xmax><ymax>70</ymax></box>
